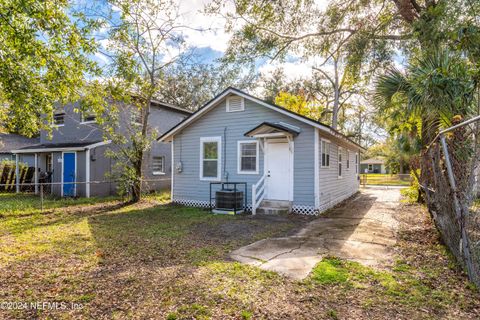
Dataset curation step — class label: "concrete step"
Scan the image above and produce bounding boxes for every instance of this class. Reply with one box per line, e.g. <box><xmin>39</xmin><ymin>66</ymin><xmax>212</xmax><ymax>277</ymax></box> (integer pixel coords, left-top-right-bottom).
<box><xmin>256</xmin><ymin>206</ymin><xmax>290</xmax><ymax>215</ymax></box>
<box><xmin>260</xmin><ymin>200</ymin><xmax>292</xmax><ymax>208</ymax></box>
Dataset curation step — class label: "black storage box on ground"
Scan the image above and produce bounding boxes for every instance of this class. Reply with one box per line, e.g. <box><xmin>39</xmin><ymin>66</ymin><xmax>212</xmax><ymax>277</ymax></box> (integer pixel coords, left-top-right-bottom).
<box><xmin>216</xmin><ymin>189</ymin><xmax>243</xmax><ymax>210</ymax></box>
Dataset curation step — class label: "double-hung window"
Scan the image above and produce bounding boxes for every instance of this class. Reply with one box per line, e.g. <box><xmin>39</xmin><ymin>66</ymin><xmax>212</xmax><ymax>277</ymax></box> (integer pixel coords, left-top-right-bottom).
<box><xmin>238</xmin><ymin>141</ymin><xmax>259</xmax><ymax>174</ymax></box>
<box><xmin>200</xmin><ymin>137</ymin><xmax>221</xmax><ymax>181</ymax></box>
<box><xmin>338</xmin><ymin>147</ymin><xmax>343</xmax><ymax>178</ymax></box>
<box><xmin>355</xmin><ymin>153</ymin><xmax>359</xmax><ymax>174</ymax></box>
<box><xmin>53</xmin><ymin>112</ymin><xmax>65</xmax><ymax>126</ymax></box>
<box><xmin>346</xmin><ymin>150</ymin><xmax>350</xmax><ymax>169</ymax></box>
<box><xmin>152</xmin><ymin>156</ymin><xmax>165</xmax><ymax>175</ymax></box>
<box><xmin>81</xmin><ymin>113</ymin><xmax>96</xmax><ymax>124</ymax></box>
<box><xmin>321</xmin><ymin>140</ymin><xmax>330</xmax><ymax>167</ymax></box>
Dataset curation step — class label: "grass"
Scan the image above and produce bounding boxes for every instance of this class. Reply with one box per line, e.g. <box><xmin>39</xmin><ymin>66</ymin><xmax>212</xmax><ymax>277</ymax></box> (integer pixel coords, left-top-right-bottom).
<box><xmin>0</xmin><ymin>192</ymin><xmax>478</xmax><ymax>319</ymax></box>
<box><xmin>361</xmin><ymin>173</ymin><xmax>411</xmax><ymax>186</ymax></box>
<box><xmin>0</xmin><ymin>193</ymin><xmax>119</xmax><ymax>218</ymax></box>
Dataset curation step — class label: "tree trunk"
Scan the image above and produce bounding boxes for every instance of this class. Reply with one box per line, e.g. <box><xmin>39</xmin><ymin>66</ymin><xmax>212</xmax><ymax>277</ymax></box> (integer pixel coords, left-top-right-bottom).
<box><xmin>130</xmin><ymin>97</ymin><xmax>152</xmax><ymax>203</ymax></box>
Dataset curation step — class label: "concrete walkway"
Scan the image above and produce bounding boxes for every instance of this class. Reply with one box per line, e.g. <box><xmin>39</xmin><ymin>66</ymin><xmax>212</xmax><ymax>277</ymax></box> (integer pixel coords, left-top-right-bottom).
<box><xmin>230</xmin><ymin>187</ymin><xmax>402</xmax><ymax>279</ymax></box>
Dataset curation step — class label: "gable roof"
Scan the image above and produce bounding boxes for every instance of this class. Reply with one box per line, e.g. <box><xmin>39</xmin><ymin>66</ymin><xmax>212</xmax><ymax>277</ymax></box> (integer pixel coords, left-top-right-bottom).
<box><xmin>244</xmin><ymin>121</ymin><xmax>301</xmax><ymax>137</ymax></box>
<box><xmin>360</xmin><ymin>157</ymin><xmax>385</xmax><ymax>165</ymax></box>
<box><xmin>158</xmin><ymin>87</ymin><xmax>364</xmax><ymax>150</ymax></box>
<box><xmin>150</xmin><ymin>99</ymin><xmax>192</xmax><ymax>115</ymax></box>
<box><xmin>0</xmin><ymin>133</ymin><xmax>40</xmax><ymax>153</ymax></box>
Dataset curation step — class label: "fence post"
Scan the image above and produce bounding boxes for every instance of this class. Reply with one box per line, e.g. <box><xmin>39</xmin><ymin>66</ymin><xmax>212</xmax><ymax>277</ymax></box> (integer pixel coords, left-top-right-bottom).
<box><xmin>15</xmin><ymin>154</ymin><xmax>19</xmax><ymax>193</ymax></box>
<box><xmin>40</xmin><ymin>183</ymin><xmax>44</xmax><ymax>213</ymax></box>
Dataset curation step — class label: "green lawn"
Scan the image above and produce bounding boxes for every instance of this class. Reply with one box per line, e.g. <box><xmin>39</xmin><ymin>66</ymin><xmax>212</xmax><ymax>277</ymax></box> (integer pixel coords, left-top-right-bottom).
<box><xmin>0</xmin><ymin>194</ymin><xmax>478</xmax><ymax>319</ymax></box>
<box><xmin>361</xmin><ymin>174</ymin><xmax>412</xmax><ymax>186</ymax></box>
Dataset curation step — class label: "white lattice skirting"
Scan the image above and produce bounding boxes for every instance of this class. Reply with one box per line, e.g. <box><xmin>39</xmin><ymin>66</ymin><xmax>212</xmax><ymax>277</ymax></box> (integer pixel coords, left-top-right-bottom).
<box><xmin>173</xmin><ymin>198</ymin><xmax>318</xmax><ymax>215</ymax></box>
<box><xmin>173</xmin><ymin>198</ymin><xmax>253</xmax><ymax>211</ymax></box>
<box><xmin>173</xmin><ymin>198</ymin><xmax>211</xmax><ymax>208</ymax></box>
<box><xmin>291</xmin><ymin>205</ymin><xmax>317</xmax><ymax>215</ymax></box>
<box><xmin>173</xmin><ymin>187</ymin><xmax>358</xmax><ymax>216</ymax></box>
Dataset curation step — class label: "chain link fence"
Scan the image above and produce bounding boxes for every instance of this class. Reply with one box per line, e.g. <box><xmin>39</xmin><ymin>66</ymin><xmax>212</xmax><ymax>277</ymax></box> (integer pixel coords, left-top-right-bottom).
<box><xmin>0</xmin><ymin>179</ymin><xmax>171</xmax><ymax>214</ymax></box>
<box><xmin>423</xmin><ymin>115</ymin><xmax>480</xmax><ymax>287</ymax></box>
<box><xmin>360</xmin><ymin>173</ymin><xmax>412</xmax><ymax>186</ymax></box>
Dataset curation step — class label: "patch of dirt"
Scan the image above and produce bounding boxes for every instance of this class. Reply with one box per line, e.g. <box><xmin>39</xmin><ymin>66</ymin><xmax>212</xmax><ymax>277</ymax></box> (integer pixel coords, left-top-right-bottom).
<box><xmin>191</xmin><ymin>214</ymin><xmax>313</xmax><ymax>242</ymax></box>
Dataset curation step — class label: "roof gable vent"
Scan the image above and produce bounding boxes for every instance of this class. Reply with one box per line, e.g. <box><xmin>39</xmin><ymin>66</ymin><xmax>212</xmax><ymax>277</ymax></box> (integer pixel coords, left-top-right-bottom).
<box><xmin>226</xmin><ymin>96</ymin><xmax>244</xmax><ymax>112</ymax></box>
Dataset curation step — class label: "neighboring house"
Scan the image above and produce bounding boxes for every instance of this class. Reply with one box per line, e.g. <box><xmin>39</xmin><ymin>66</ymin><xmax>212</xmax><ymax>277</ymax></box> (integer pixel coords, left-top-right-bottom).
<box><xmin>0</xmin><ymin>133</ymin><xmax>39</xmax><ymax>166</ymax></box>
<box><xmin>159</xmin><ymin>87</ymin><xmax>364</xmax><ymax>215</ymax></box>
<box><xmin>360</xmin><ymin>157</ymin><xmax>388</xmax><ymax>174</ymax></box>
<box><xmin>12</xmin><ymin>101</ymin><xmax>191</xmax><ymax>197</ymax></box>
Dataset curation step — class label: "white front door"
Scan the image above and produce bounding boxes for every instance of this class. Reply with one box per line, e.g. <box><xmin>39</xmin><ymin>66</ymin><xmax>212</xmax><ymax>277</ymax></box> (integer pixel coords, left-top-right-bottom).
<box><xmin>266</xmin><ymin>140</ymin><xmax>292</xmax><ymax>200</ymax></box>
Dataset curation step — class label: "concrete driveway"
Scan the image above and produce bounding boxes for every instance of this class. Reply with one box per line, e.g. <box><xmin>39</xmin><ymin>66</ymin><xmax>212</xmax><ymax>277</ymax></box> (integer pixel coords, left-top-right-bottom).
<box><xmin>231</xmin><ymin>187</ymin><xmax>402</xmax><ymax>279</ymax></box>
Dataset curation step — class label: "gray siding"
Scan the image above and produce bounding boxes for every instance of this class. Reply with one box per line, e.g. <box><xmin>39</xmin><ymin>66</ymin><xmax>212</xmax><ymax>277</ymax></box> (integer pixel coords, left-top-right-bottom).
<box><xmin>0</xmin><ymin>154</ymin><xmax>35</xmax><ymax>167</ymax></box>
<box><xmin>172</xmin><ymin>96</ymin><xmax>315</xmax><ymax>208</ymax></box>
<box><xmin>142</xmin><ymin>106</ymin><xmax>187</xmax><ymax>192</ymax></box>
<box><xmin>37</xmin><ymin>101</ymin><xmax>188</xmax><ymax>197</ymax></box>
<box><xmin>51</xmin><ymin>152</ymin><xmax>62</xmax><ymax>196</ymax></box>
<box><xmin>318</xmin><ymin>132</ymin><xmax>360</xmax><ymax>211</ymax></box>
<box><xmin>41</xmin><ymin>102</ymin><xmax>103</xmax><ymax>144</ymax></box>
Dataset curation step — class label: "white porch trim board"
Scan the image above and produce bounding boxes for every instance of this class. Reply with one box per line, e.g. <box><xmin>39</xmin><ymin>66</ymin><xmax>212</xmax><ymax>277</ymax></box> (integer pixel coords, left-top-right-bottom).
<box><xmin>34</xmin><ymin>153</ymin><xmax>38</xmax><ymax>194</ymax></box>
<box><xmin>314</xmin><ymin>128</ymin><xmax>319</xmax><ymax>209</ymax></box>
<box><xmin>15</xmin><ymin>154</ymin><xmax>19</xmax><ymax>193</ymax></box>
<box><xmin>171</xmin><ymin>137</ymin><xmax>174</xmax><ymax>201</ymax></box>
<box><xmin>85</xmin><ymin>149</ymin><xmax>90</xmax><ymax>198</ymax></box>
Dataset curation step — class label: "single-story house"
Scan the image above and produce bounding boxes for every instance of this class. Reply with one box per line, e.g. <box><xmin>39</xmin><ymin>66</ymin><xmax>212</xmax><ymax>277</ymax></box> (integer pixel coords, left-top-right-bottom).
<box><xmin>360</xmin><ymin>157</ymin><xmax>388</xmax><ymax>174</ymax></box>
<box><xmin>0</xmin><ymin>133</ymin><xmax>39</xmax><ymax>166</ymax></box>
<box><xmin>159</xmin><ymin>87</ymin><xmax>364</xmax><ymax>215</ymax></box>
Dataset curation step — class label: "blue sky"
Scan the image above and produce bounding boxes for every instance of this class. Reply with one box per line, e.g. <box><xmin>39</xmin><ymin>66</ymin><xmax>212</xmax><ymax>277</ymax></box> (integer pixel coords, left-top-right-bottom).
<box><xmin>78</xmin><ymin>0</ymin><xmax>324</xmax><ymax>84</ymax></box>
<box><xmin>80</xmin><ymin>0</ymin><xmax>406</xmax><ymax>88</ymax></box>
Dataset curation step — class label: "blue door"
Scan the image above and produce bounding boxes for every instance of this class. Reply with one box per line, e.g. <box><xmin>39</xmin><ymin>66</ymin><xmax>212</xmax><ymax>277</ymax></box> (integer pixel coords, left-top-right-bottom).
<box><xmin>63</xmin><ymin>152</ymin><xmax>76</xmax><ymax>197</ymax></box>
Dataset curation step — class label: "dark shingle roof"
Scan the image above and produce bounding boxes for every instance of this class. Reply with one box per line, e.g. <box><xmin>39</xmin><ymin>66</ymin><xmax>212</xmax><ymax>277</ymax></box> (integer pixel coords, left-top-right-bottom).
<box><xmin>17</xmin><ymin>141</ymin><xmax>103</xmax><ymax>151</ymax></box>
<box><xmin>0</xmin><ymin>133</ymin><xmax>40</xmax><ymax>153</ymax></box>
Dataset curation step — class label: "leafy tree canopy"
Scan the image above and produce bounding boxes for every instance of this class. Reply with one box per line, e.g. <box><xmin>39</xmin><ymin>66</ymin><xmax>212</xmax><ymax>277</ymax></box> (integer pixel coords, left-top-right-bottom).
<box><xmin>0</xmin><ymin>0</ymin><xmax>100</xmax><ymax>137</ymax></box>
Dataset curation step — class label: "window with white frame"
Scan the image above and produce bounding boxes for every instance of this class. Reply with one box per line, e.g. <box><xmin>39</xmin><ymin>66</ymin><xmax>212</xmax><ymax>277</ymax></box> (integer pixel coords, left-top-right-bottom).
<box><xmin>346</xmin><ymin>150</ymin><xmax>350</xmax><ymax>169</ymax></box>
<box><xmin>81</xmin><ymin>113</ymin><xmax>96</xmax><ymax>123</ymax></box>
<box><xmin>355</xmin><ymin>153</ymin><xmax>358</xmax><ymax>174</ymax></box>
<box><xmin>152</xmin><ymin>156</ymin><xmax>165</xmax><ymax>175</ymax></box>
<box><xmin>368</xmin><ymin>164</ymin><xmax>373</xmax><ymax>171</ymax></box>
<box><xmin>200</xmin><ymin>137</ymin><xmax>221</xmax><ymax>180</ymax></box>
<box><xmin>226</xmin><ymin>96</ymin><xmax>244</xmax><ymax>112</ymax></box>
<box><xmin>338</xmin><ymin>147</ymin><xmax>343</xmax><ymax>178</ymax></box>
<box><xmin>321</xmin><ymin>140</ymin><xmax>330</xmax><ymax>167</ymax></box>
<box><xmin>53</xmin><ymin>112</ymin><xmax>65</xmax><ymax>126</ymax></box>
<box><xmin>238</xmin><ymin>141</ymin><xmax>258</xmax><ymax>174</ymax></box>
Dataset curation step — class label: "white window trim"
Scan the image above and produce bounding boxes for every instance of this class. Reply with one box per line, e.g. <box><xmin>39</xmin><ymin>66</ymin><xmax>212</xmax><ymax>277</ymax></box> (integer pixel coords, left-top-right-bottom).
<box><xmin>320</xmin><ymin>139</ymin><xmax>331</xmax><ymax>168</ymax></box>
<box><xmin>355</xmin><ymin>153</ymin><xmax>359</xmax><ymax>175</ymax></box>
<box><xmin>237</xmin><ymin>140</ymin><xmax>259</xmax><ymax>175</ymax></box>
<box><xmin>80</xmin><ymin>113</ymin><xmax>97</xmax><ymax>124</ymax></box>
<box><xmin>226</xmin><ymin>96</ymin><xmax>245</xmax><ymax>112</ymax></box>
<box><xmin>52</xmin><ymin>113</ymin><xmax>65</xmax><ymax>127</ymax></box>
<box><xmin>199</xmin><ymin>136</ymin><xmax>222</xmax><ymax>181</ymax></box>
<box><xmin>338</xmin><ymin>146</ymin><xmax>343</xmax><ymax>179</ymax></box>
<box><xmin>346</xmin><ymin>150</ymin><xmax>350</xmax><ymax>170</ymax></box>
<box><xmin>152</xmin><ymin>156</ymin><xmax>166</xmax><ymax>175</ymax></box>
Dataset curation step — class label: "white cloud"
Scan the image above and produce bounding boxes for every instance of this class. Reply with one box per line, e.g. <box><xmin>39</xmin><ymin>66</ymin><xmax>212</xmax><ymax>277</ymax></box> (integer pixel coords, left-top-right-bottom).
<box><xmin>177</xmin><ymin>0</ymin><xmax>233</xmax><ymax>53</ymax></box>
<box><xmin>259</xmin><ymin>61</ymin><xmax>314</xmax><ymax>81</ymax></box>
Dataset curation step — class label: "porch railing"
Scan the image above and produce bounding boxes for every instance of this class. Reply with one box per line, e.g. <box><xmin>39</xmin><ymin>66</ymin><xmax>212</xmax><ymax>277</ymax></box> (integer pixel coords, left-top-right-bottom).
<box><xmin>252</xmin><ymin>173</ymin><xmax>267</xmax><ymax>215</ymax></box>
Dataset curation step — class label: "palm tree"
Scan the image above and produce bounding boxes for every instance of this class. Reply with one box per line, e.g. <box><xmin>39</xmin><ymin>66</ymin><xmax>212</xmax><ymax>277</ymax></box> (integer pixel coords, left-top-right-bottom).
<box><xmin>375</xmin><ymin>49</ymin><xmax>476</xmax><ymax>146</ymax></box>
